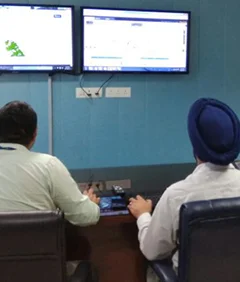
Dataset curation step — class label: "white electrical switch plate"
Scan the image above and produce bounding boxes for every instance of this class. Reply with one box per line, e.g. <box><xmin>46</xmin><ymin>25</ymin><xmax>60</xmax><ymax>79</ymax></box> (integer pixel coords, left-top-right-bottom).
<box><xmin>105</xmin><ymin>179</ymin><xmax>131</xmax><ymax>190</ymax></box>
<box><xmin>105</xmin><ymin>87</ymin><xmax>131</xmax><ymax>98</ymax></box>
<box><xmin>77</xmin><ymin>182</ymin><xmax>105</xmax><ymax>192</ymax></box>
<box><xmin>76</xmin><ymin>87</ymin><xmax>103</xmax><ymax>98</ymax></box>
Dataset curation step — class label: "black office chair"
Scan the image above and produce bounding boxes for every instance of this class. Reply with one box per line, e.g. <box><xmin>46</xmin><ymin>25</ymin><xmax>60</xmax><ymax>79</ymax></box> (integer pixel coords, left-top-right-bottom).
<box><xmin>0</xmin><ymin>210</ymin><xmax>97</xmax><ymax>282</ymax></box>
<box><xmin>150</xmin><ymin>197</ymin><xmax>240</xmax><ymax>282</ymax></box>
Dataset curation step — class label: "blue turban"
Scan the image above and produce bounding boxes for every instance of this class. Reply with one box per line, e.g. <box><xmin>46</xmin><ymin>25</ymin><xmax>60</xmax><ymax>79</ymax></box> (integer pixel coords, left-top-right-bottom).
<box><xmin>188</xmin><ymin>98</ymin><xmax>240</xmax><ymax>165</ymax></box>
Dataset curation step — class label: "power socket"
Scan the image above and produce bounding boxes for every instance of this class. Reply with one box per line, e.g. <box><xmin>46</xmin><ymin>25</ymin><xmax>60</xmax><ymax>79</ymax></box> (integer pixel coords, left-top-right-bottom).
<box><xmin>91</xmin><ymin>181</ymin><xmax>105</xmax><ymax>192</ymax></box>
<box><xmin>106</xmin><ymin>179</ymin><xmax>131</xmax><ymax>190</ymax></box>
<box><xmin>105</xmin><ymin>87</ymin><xmax>131</xmax><ymax>98</ymax></box>
<box><xmin>78</xmin><ymin>181</ymin><xmax>105</xmax><ymax>192</ymax></box>
<box><xmin>76</xmin><ymin>87</ymin><xmax>103</xmax><ymax>98</ymax></box>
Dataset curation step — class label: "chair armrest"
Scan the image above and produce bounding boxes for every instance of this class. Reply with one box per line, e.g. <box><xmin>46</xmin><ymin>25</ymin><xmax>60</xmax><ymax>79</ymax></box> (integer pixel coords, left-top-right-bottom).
<box><xmin>68</xmin><ymin>261</ymin><xmax>98</xmax><ymax>282</ymax></box>
<box><xmin>149</xmin><ymin>260</ymin><xmax>177</xmax><ymax>282</ymax></box>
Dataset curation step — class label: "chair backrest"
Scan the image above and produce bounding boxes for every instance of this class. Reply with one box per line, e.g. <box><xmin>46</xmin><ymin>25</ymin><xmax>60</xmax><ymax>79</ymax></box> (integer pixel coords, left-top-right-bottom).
<box><xmin>178</xmin><ymin>197</ymin><xmax>240</xmax><ymax>282</ymax></box>
<box><xmin>0</xmin><ymin>210</ymin><xmax>66</xmax><ymax>282</ymax></box>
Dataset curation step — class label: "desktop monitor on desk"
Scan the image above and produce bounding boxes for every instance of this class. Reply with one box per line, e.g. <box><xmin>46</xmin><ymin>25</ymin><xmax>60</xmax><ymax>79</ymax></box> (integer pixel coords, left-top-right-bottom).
<box><xmin>99</xmin><ymin>196</ymin><xmax>129</xmax><ymax>216</ymax></box>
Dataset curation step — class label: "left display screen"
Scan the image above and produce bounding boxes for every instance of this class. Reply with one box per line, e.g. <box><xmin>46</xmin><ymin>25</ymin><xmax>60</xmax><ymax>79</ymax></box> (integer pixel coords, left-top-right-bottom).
<box><xmin>0</xmin><ymin>4</ymin><xmax>75</xmax><ymax>73</ymax></box>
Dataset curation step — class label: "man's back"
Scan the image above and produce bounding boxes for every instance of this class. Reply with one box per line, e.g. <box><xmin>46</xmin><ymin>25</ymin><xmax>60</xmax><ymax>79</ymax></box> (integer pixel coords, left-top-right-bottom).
<box><xmin>128</xmin><ymin>98</ymin><xmax>240</xmax><ymax>281</ymax></box>
<box><xmin>0</xmin><ymin>101</ymin><xmax>101</xmax><ymax>279</ymax></box>
<box><xmin>169</xmin><ymin>163</ymin><xmax>240</xmax><ymax>224</ymax></box>
<box><xmin>166</xmin><ymin>162</ymin><xmax>240</xmax><ymax>267</ymax></box>
<box><xmin>136</xmin><ymin>162</ymin><xmax>240</xmax><ymax>268</ymax></box>
<box><xmin>0</xmin><ymin>143</ymin><xmax>100</xmax><ymax>226</ymax></box>
<box><xmin>0</xmin><ymin>143</ymin><xmax>57</xmax><ymax>211</ymax></box>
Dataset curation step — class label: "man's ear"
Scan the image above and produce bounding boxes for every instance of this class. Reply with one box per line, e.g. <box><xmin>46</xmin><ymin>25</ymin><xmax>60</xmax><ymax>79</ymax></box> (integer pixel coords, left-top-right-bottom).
<box><xmin>33</xmin><ymin>128</ymin><xmax>38</xmax><ymax>139</ymax></box>
<box><xmin>28</xmin><ymin>128</ymin><xmax>38</xmax><ymax>150</ymax></box>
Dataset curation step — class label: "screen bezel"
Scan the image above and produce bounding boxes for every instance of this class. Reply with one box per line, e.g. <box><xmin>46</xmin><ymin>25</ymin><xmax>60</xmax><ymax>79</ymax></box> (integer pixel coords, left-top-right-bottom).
<box><xmin>0</xmin><ymin>3</ymin><xmax>76</xmax><ymax>74</ymax></box>
<box><xmin>80</xmin><ymin>6</ymin><xmax>191</xmax><ymax>74</ymax></box>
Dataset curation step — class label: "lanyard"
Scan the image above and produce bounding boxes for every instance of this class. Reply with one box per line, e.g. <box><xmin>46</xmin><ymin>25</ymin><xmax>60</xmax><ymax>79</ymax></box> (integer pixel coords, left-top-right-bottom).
<box><xmin>0</xmin><ymin>146</ymin><xmax>16</xmax><ymax>151</ymax></box>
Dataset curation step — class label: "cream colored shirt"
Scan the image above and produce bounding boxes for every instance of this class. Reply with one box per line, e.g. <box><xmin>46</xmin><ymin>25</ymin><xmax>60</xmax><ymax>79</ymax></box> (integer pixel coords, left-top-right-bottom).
<box><xmin>0</xmin><ymin>143</ymin><xmax>100</xmax><ymax>226</ymax></box>
<box><xmin>137</xmin><ymin>163</ymin><xmax>240</xmax><ymax>268</ymax></box>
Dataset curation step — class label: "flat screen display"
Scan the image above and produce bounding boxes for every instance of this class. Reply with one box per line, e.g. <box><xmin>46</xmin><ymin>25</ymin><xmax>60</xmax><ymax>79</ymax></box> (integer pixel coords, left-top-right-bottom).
<box><xmin>99</xmin><ymin>196</ymin><xmax>129</xmax><ymax>216</ymax></box>
<box><xmin>81</xmin><ymin>7</ymin><xmax>190</xmax><ymax>73</ymax></box>
<box><xmin>0</xmin><ymin>4</ymin><xmax>74</xmax><ymax>73</ymax></box>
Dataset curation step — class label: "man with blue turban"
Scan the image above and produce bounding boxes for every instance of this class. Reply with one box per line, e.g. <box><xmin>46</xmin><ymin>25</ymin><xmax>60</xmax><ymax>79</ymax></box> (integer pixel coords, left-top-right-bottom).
<box><xmin>128</xmin><ymin>98</ymin><xmax>240</xmax><ymax>282</ymax></box>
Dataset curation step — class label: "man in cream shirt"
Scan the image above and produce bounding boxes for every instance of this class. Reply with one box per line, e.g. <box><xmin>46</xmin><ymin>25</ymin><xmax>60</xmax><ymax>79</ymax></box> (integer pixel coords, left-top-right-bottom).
<box><xmin>0</xmin><ymin>101</ymin><xmax>100</xmax><ymax>277</ymax></box>
<box><xmin>128</xmin><ymin>98</ymin><xmax>240</xmax><ymax>281</ymax></box>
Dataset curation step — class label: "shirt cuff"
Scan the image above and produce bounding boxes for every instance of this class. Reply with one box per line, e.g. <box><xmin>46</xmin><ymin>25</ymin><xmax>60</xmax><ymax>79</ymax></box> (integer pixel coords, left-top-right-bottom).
<box><xmin>137</xmin><ymin>212</ymin><xmax>152</xmax><ymax>229</ymax></box>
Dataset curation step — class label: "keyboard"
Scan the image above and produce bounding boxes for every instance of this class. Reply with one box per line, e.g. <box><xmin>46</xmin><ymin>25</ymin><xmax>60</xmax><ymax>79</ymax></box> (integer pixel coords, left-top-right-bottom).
<box><xmin>125</xmin><ymin>193</ymin><xmax>161</xmax><ymax>207</ymax></box>
<box><xmin>99</xmin><ymin>194</ymin><xmax>161</xmax><ymax>216</ymax></box>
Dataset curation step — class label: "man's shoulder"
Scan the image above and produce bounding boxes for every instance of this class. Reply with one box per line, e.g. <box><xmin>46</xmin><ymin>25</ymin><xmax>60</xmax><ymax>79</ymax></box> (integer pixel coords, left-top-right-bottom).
<box><xmin>30</xmin><ymin>152</ymin><xmax>68</xmax><ymax>175</ymax></box>
<box><xmin>29</xmin><ymin>151</ymin><xmax>60</xmax><ymax>165</ymax></box>
<box><xmin>164</xmin><ymin>174</ymin><xmax>193</xmax><ymax>197</ymax></box>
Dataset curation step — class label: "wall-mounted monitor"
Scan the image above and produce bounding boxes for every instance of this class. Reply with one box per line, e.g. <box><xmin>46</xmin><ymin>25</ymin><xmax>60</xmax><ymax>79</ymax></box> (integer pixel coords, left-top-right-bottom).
<box><xmin>81</xmin><ymin>7</ymin><xmax>190</xmax><ymax>74</ymax></box>
<box><xmin>0</xmin><ymin>4</ymin><xmax>75</xmax><ymax>73</ymax></box>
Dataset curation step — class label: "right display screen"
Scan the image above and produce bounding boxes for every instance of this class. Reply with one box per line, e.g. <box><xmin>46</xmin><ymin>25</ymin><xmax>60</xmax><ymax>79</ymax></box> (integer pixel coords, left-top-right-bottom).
<box><xmin>81</xmin><ymin>7</ymin><xmax>190</xmax><ymax>73</ymax></box>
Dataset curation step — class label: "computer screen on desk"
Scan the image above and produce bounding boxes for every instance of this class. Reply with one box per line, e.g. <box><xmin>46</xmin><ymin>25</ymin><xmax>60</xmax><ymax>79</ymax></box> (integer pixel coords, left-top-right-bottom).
<box><xmin>100</xmin><ymin>196</ymin><xmax>129</xmax><ymax>216</ymax></box>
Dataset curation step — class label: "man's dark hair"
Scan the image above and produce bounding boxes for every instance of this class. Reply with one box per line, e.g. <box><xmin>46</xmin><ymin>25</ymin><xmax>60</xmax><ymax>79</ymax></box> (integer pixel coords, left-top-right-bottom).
<box><xmin>0</xmin><ymin>101</ymin><xmax>37</xmax><ymax>146</ymax></box>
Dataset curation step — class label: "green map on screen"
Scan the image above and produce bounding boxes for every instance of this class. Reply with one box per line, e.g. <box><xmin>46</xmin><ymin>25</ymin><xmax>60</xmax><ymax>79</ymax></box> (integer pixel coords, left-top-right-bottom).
<box><xmin>5</xmin><ymin>40</ymin><xmax>25</xmax><ymax>57</ymax></box>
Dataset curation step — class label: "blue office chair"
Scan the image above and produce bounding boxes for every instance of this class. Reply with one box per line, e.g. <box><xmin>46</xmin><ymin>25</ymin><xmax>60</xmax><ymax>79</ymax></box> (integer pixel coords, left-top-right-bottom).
<box><xmin>150</xmin><ymin>197</ymin><xmax>240</xmax><ymax>282</ymax></box>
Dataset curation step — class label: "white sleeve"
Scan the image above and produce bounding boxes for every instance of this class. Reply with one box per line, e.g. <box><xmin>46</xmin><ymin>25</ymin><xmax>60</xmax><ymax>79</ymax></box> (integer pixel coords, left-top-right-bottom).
<box><xmin>47</xmin><ymin>157</ymin><xmax>100</xmax><ymax>226</ymax></box>
<box><xmin>137</xmin><ymin>191</ymin><xmax>175</xmax><ymax>260</ymax></box>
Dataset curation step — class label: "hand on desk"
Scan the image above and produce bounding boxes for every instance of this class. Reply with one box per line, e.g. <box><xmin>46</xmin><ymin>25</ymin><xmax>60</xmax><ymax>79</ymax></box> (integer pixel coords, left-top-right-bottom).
<box><xmin>128</xmin><ymin>195</ymin><xmax>152</xmax><ymax>219</ymax></box>
<box><xmin>83</xmin><ymin>188</ymin><xmax>100</xmax><ymax>205</ymax></box>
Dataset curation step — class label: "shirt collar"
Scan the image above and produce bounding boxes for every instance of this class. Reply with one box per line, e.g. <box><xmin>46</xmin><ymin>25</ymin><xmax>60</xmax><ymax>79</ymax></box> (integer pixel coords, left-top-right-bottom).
<box><xmin>0</xmin><ymin>143</ymin><xmax>29</xmax><ymax>152</ymax></box>
<box><xmin>193</xmin><ymin>162</ymin><xmax>234</xmax><ymax>174</ymax></box>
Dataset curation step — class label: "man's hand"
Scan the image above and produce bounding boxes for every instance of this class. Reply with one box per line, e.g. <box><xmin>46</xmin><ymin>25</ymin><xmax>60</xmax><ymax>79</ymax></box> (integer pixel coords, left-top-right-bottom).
<box><xmin>83</xmin><ymin>188</ymin><xmax>100</xmax><ymax>205</ymax></box>
<box><xmin>128</xmin><ymin>195</ymin><xmax>152</xmax><ymax>219</ymax></box>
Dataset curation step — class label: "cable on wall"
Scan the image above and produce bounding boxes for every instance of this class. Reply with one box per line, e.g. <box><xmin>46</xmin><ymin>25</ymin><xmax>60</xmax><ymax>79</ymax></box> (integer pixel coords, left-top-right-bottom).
<box><xmin>79</xmin><ymin>73</ymin><xmax>114</xmax><ymax>97</ymax></box>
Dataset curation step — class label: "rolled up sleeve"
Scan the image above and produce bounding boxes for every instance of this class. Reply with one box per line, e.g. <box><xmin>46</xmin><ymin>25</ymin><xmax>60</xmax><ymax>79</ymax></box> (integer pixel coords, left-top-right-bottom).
<box><xmin>47</xmin><ymin>157</ymin><xmax>100</xmax><ymax>226</ymax></box>
<box><xmin>136</xmin><ymin>191</ymin><xmax>175</xmax><ymax>261</ymax></box>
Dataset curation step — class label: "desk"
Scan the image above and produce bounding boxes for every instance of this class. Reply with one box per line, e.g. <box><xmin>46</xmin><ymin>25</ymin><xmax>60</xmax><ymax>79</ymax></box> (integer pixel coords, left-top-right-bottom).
<box><xmin>68</xmin><ymin>163</ymin><xmax>194</xmax><ymax>281</ymax></box>
<box><xmin>66</xmin><ymin>214</ymin><xmax>147</xmax><ymax>282</ymax></box>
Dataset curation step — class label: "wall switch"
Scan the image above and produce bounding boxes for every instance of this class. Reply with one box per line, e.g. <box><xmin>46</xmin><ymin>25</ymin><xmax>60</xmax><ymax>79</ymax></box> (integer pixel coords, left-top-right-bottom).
<box><xmin>76</xmin><ymin>87</ymin><xmax>103</xmax><ymax>98</ymax></box>
<box><xmin>105</xmin><ymin>87</ymin><xmax>131</xmax><ymax>98</ymax></box>
<box><xmin>77</xmin><ymin>181</ymin><xmax>105</xmax><ymax>193</ymax></box>
<box><xmin>105</xmin><ymin>179</ymin><xmax>131</xmax><ymax>190</ymax></box>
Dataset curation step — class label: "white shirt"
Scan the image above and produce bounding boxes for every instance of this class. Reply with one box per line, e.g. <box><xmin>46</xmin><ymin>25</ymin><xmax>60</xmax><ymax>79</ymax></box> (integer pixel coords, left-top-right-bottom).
<box><xmin>0</xmin><ymin>143</ymin><xmax>100</xmax><ymax>226</ymax></box>
<box><xmin>137</xmin><ymin>162</ymin><xmax>240</xmax><ymax>268</ymax></box>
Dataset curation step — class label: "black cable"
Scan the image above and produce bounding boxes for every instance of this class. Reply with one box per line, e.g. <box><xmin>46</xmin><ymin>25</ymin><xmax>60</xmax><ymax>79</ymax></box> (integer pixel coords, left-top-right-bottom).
<box><xmin>87</xmin><ymin>173</ymin><xmax>103</xmax><ymax>194</ymax></box>
<box><xmin>80</xmin><ymin>74</ymin><xmax>91</xmax><ymax>97</ymax></box>
<box><xmin>96</xmin><ymin>182</ymin><xmax>104</xmax><ymax>194</ymax></box>
<box><xmin>79</xmin><ymin>73</ymin><xmax>114</xmax><ymax>97</ymax></box>
<box><xmin>95</xmin><ymin>73</ymin><xmax>114</xmax><ymax>95</ymax></box>
<box><xmin>86</xmin><ymin>173</ymin><xmax>94</xmax><ymax>190</ymax></box>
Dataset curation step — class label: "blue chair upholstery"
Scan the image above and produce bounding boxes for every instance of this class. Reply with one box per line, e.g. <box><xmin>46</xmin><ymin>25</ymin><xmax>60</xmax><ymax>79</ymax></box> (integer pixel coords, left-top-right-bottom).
<box><xmin>150</xmin><ymin>197</ymin><xmax>240</xmax><ymax>282</ymax></box>
<box><xmin>149</xmin><ymin>259</ymin><xmax>177</xmax><ymax>282</ymax></box>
